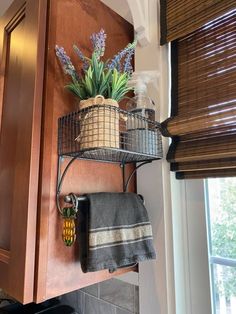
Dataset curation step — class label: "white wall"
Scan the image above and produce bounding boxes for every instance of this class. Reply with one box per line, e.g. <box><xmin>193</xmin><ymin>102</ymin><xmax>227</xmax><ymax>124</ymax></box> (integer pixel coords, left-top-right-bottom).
<box><xmin>134</xmin><ymin>1</ymin><xmax>175</xmax><ymax>313</ymax></box>
<box><xmin>101</xmin><ymin>0</ymin><xmax>133</xmax><ymax>24</ymax></box>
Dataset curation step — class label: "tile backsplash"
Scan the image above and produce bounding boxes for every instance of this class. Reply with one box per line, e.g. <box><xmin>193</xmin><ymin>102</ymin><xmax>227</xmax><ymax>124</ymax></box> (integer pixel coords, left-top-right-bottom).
<box><xmin>0</xmin><ymin>288</ymin><xmax>15</xmax><ymax>308</ymax></box>
<box><xmin>61</xmin><ymin>278</ymin><xmax>139</xmax><ymax>314</ymax></box>
<box><xmin>0</xmin><ymin>278</ymin><xmax>139</xmax><ymax>313</ymax></box>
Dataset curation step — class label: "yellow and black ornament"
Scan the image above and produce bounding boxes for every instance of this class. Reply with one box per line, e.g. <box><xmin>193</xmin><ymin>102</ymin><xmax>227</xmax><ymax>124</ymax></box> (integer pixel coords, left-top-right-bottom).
<box><xmin>62</xmin><ymin>206</ymin><xmax>77</xmax><ymax>246</ymax></box>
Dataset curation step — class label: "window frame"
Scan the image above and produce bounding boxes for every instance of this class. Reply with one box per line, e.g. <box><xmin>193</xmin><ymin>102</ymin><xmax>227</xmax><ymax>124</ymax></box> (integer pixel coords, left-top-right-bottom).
<box><xmin>205</xmin><ymin>179</ymin><xmax>236</xmax><ymax>314</ymax></box>
<box><xmin>171</xmin><ymin>177</ymin><xmax>212</xmax><ymax>314</ymax></box>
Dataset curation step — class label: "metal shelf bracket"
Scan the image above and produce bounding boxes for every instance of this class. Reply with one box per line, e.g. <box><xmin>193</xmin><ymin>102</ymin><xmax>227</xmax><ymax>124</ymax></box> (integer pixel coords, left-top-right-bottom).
<box><xmin>56</xmin><ymin>156</ymin><xmax>154</xmax><ymax>213</ymax></box>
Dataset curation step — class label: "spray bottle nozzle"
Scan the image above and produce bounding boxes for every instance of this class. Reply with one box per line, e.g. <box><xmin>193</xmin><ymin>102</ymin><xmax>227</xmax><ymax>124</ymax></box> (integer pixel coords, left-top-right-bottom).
<box><xmin>127</xmin><ymin>71</ymin><xmax>159</xmax><ymax>113</ymax></box>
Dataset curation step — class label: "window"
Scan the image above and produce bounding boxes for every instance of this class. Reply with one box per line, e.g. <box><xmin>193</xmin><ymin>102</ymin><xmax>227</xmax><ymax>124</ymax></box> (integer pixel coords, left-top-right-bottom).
<box><xmin>205</xmin><ymin>178</ymin><xmax>236</xmax><ymax>314</ymax></box>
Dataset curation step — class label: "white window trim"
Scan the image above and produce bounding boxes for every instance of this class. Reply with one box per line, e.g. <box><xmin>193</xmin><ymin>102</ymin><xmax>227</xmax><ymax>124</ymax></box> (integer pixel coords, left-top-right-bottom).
<box><xmin>205</xmin><ymin>178</ymin><xmax>236</xmax><ymax>314</ymax></box>
<box><xmin>171</xmin><ymin>178</ymin><xmax>212</xmax><ymax>314</ymax></box>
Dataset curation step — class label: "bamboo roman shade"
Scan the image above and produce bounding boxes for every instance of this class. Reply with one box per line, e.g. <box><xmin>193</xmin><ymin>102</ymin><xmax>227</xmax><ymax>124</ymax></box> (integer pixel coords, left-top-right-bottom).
<box><xmin>161</xmin><ymin>9</ymin><xmax>236</xmax><ymax>179</ymax></box>
<box><xmin>160</xmin><ymin>0</ymin><xmax>235</xmax><ymax>44</ymax></box>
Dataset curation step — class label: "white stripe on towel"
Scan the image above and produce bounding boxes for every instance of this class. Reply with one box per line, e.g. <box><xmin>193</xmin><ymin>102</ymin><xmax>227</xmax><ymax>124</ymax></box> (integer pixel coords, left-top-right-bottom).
<box><xmin>89</xmin><ymin>224</ymin><xmax>153</xmax><ymax>248</ymax></box>
<box><xmin>89</xmin><ymin>236</ymin><xmax>154</xmax><ymax>251</ymax></box>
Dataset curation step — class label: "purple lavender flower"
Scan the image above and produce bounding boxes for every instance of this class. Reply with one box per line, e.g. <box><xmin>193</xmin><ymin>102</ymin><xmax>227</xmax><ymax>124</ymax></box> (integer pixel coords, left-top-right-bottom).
<box><xmin>123</xmin><ymin>47</ymin><xmax>135</xmax><ymax>75</ymax></box>
<box><xmin>107</xmin><ymin>39</ymin><xmax>137</xmax><ymax>72</ymax></box>
<box><xmin>73</xmin><ymin>44</ymin><xmax>89</xmax><ymax>70</ymax></box>
<box><xmin>90</xmin><ymin>29</ymin><xmax>106</xmax><ymax>59</ymax></box>
<box><xmin>106</xmin><ymin>46</ymin><xmax>129</xmax><ymax>71</ymax></box>
<box><xmin>55</xmin><ymin>45</ymin><xmax>77</xmax><ymax>78</ymax></box>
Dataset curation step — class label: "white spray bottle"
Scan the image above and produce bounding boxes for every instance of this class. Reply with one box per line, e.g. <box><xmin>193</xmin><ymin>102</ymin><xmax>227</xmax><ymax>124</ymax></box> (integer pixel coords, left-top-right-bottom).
<box><xmin>127</xmin><ymin>71</ymin><xmax>159</xmax><ymax>122</ymax></box>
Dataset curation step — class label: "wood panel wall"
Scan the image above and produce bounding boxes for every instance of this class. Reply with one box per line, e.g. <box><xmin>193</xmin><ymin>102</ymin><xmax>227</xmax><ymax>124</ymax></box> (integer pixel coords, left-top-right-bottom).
<box><xmin>35</xmin><ymin>0</ymin><xmax>135</xmax><ymax>302</ymax></box>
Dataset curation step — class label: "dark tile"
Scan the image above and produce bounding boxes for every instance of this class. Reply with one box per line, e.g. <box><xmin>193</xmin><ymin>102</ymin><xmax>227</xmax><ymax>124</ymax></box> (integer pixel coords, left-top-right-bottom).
<box><xmin>60</xmin><ymin>290</ymin><xmax>84</xmax><ymax>314</ymax></box>
<box><xmin>84</xmin><ymin>294</ymin><xmax>115</xmax><ymax>314</ymax></box>
<box><xmin>0</xmin><ymin>300</ymin><xmax>13</xmax><ymax>308</ymax></box>
<box><xmin>0</xmin><ymin>289</ymin><xmax>15</xmax><ymax>307</ymax></box>
<box><xmin>116</xmin><ymin>308</ymin><xmax>133</xmax><ymax>314</ymax></box>
<box><xmin>77</xmin><ymin>290</ymin><xmax>85</xmax><ymax>314</ymax></box>
<box><xmin>60</xmin><ymin>290</ymin><xmax>78</xmax><ymax>310</ymax></box>
<box><xmin>100</xmin><ymin>278</ymin><xmax>135</xmax><ymax>312</ymax></box>
<box><xmin>81</xmin><ymin>283</ymin><xmax>99</xmax><ymax>297</ymax></box>
<box><xmin>134</xmin><ymin>286</ymin><xmax>139</xmax><ymax>313</ymax></box>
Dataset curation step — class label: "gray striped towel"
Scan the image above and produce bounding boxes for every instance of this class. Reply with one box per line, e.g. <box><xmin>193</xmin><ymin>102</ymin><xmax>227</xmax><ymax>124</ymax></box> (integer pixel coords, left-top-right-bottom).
<box><xmin>79</xmin><ymin>192</ymin><xmax>156</xmax><ymax>273</ymax></box>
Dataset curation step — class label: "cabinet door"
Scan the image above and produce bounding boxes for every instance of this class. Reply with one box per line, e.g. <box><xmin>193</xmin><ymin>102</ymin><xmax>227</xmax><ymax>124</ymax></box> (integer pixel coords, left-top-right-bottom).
<box><xmin>35</xmin><ymin>0</ymin><xmax>135</xmax><ymax>303</ymax></box>
<box><xmin>0</xmin><ymin>0</ymin><xmax>47</xmax><ymax>304</ymax></box>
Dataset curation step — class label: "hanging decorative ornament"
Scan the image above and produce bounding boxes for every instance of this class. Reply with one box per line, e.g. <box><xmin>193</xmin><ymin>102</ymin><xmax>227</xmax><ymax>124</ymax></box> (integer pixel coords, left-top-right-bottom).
<box><xmin>62</xmin><ymin>206</ymin><xmax>77</xmax><ymax>246</ymax></box>
<box><xmin>60</xmin><ymin>193</ymin><xmax>79</xmax><ymax>247</ymax></box>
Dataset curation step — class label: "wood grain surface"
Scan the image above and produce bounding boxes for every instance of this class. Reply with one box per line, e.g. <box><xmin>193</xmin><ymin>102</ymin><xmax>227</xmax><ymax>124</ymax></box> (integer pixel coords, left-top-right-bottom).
<box><xmin>35</xmin><ymin>0</ymin><xmax>136</xmax><ymax>302</ymax></box>
<box><xmin>0</xmin><ymin>0</ymin><xmax>47</xmax><ymax>304</ymax></box>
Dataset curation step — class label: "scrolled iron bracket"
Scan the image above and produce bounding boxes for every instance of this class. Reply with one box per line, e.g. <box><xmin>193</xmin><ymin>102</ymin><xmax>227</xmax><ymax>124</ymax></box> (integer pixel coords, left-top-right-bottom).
<box><xmin>56</xmin><ymin>156</ymin><xmax>78</xmax><ymax>214</ymax></box>
<box><xmin>56</xmin><ymin>156</ymin><xmax>154</xmax><ymax>213</ymax></box>
<box><xmin>121</xmin><ymin>160</ymin><xmax>152</xmax><ymax>192</ymax></box>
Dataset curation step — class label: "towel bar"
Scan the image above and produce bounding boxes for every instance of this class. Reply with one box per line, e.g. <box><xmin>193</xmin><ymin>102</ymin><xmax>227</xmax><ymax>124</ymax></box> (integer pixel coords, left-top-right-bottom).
<box><xmin>63</xmin><ymin>193</ymin><xmax>144</xmax><ymax>209</ymax></box>
<box><xmin>60</xmin><ymin>192</ymin><xmax>144</xmax><ymax>246</ymax></box>
<box><xmin>64</xmin><ymin>194</ymin><xmax>88</xmax><ymax>204</ymax></box>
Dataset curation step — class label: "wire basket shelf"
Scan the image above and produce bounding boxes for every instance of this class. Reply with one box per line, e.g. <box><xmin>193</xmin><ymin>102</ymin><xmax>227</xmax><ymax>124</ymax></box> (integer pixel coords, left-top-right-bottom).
<box><xmin>58</xmin><ymin>105</ymin><xmax>163</xmax><ymax>163</ymax></box>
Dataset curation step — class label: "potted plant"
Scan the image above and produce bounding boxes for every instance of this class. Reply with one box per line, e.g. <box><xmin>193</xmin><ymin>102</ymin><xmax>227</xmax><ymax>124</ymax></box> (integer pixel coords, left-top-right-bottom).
<box><xmin>55</xmin><ymin>29</ymin><xmax>136</xmax><ymax>150</ymax></box>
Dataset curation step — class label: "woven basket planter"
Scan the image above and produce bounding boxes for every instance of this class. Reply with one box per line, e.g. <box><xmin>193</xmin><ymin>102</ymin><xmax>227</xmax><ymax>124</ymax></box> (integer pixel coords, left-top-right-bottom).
<box><xmin>75</xmin><ymin>95</ymin><xmax>120</xmax><ymax>150</ymax></box>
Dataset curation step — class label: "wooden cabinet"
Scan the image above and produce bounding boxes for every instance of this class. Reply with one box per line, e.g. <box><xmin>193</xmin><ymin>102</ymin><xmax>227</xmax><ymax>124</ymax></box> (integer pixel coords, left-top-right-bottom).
<box><xmin>0</xmin><ymin>0</ymin><xmax>135</xmax><ymax>304</ymax></box>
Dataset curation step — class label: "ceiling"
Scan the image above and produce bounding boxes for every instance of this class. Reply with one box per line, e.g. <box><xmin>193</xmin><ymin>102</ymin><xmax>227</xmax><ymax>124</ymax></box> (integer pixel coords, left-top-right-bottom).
<box><xmin>101</xmin><ymin>0</ymin><xmax>133</xmax><ymax>24</ymax></box>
